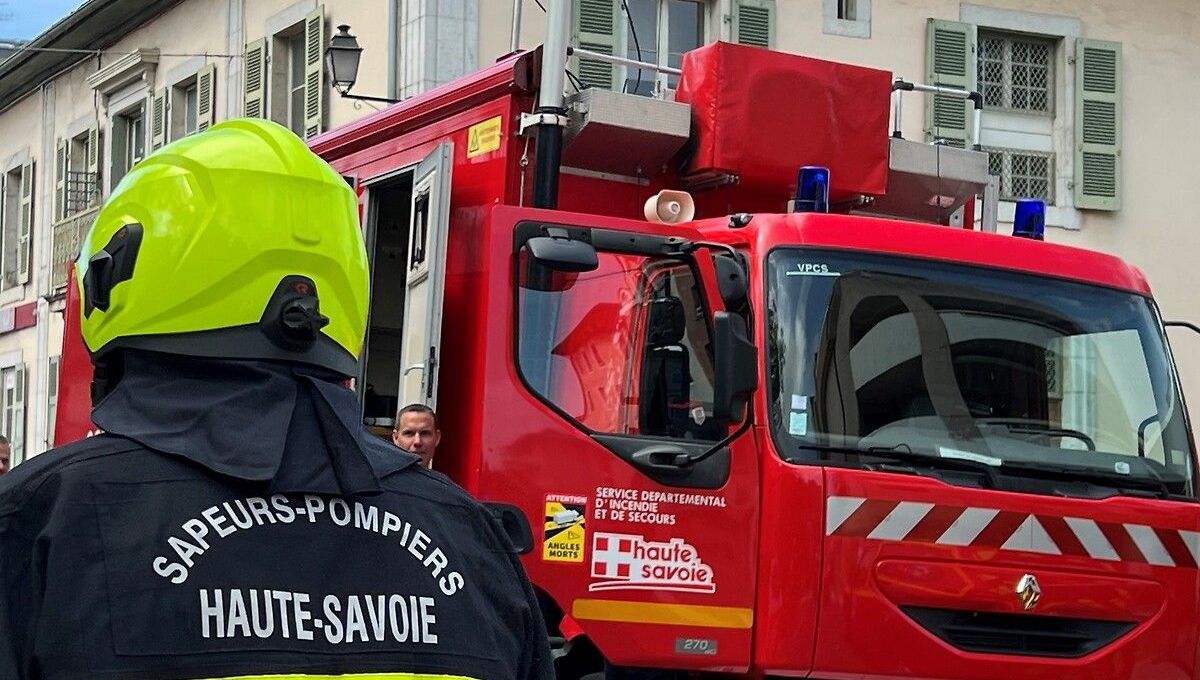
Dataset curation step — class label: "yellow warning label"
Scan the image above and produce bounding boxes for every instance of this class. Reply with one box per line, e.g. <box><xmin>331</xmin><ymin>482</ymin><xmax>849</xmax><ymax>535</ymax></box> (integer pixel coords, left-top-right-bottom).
<box><xmin>466</xmin><ymin>116</ymin><xmax>503</xmax><ymax>158</ymax></box>
<box><xmin>543</xmin><ymin>494</ymin><xmax>587</xmax><ymax>563</ymax></box>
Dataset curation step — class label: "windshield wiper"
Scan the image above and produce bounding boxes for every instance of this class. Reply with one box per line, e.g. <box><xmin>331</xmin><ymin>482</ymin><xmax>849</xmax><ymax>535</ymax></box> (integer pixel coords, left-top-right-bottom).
<box><xmin>789</xmin><ymin>443</ymin><xmax>1177</xmax><ymax>499</ymax></box>
<box><xmin>790</xmin><ymin>442</ymin><xmax>1000</xmax><ymax>489</ymax></box>
<box><xmin>995</xmin><ymin>459</ymin><xmax>1173</xmax><ymax>499</ymax></box>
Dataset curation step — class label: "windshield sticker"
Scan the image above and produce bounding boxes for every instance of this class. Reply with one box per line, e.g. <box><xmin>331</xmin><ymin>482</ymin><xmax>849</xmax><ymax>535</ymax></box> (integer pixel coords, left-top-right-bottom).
<box><xmin>938</xmin><ymin>446</ymin><xmax>1002</xmax><ymax>467</ymax></box>
<box><xmin>589</xmin><ymin>532</ymin><xmax>716</xmax><ymax>594</ymax></box>
<box><xmin>786</xmin><ymin>263</ymin><xmax>840</xmax><ymax>277</ymax></box>
<box><xmin>791</xmin><ymin>394</ymin><xmax>809</xmax><ymax>411</ymax></box>
<box><xmin>789</xmin><ymin>412</ymin><xmax>809</xmax><ymax>436</ymax></box>
<box><xmin>543</xmin><ymin>494</ymin><xmax>588</xmax><ymax>563</ymax></box>
<box><xmin>691</xmin><ymin>406</ymin><xmax>706</xmax><ymax>425</ymax></box>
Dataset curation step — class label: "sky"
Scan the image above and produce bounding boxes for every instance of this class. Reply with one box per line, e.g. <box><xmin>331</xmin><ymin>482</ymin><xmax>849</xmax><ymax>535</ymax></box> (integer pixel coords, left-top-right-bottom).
<box><xmin>0</xmin><ymin>0</ymin><xmax>85</xmax><ymax>41</ymax></box>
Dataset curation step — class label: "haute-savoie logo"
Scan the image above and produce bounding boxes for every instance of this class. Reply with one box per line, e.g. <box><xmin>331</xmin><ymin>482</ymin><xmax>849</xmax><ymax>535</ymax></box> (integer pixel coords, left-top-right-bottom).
<box><xmin>588</xmin><ymin>532</ymin><xmax>715</xmax><ymax>594</ymax></box>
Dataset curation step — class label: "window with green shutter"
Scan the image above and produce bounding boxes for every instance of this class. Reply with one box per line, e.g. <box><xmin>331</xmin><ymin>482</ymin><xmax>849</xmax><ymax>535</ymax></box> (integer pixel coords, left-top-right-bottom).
<box><xmin>1074</xmin><ymin>39</ymin><xmax>1121</xmax><ymax>211</ymax></box>
<box><xmin>0</xmin><ymin>159</ymin><xmax>34</xmax><ymax>288</ymax></box>
<box><xmin>167</xmin><ymin>67</ymin><xmax>209</xmax><ymax>142</ymax></box>
<box><xmin>933</xmin><ymin>9</ymin><xmax>1123</xmax><ymax>219</ymax></box>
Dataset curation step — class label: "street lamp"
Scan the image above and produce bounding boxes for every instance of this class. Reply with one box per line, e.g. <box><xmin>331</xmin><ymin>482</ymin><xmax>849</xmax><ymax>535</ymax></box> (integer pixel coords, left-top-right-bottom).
<box><xmin>324</xmin><ymin>24</ymin><xmax>400</xmax><ymax>104</ymax></box>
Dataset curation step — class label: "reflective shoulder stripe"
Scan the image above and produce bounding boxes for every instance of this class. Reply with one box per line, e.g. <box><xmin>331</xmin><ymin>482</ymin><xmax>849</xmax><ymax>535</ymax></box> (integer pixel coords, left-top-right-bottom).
<box><xmin>194</xmin><ymin>674</ymin><xmax>480</xmax><ymax>680</ymax></box>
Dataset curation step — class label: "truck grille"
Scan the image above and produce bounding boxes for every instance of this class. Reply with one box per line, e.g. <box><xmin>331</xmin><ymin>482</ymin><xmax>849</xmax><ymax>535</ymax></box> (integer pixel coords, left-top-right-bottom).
<box><xmin>901</xmin><ymin>607</ymin><xmax>1135</xmax><ymax>658</ymax></box>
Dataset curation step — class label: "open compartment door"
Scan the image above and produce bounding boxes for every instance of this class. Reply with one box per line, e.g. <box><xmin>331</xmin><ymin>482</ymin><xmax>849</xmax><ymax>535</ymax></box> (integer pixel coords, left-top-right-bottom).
<box><xmin>398</xmin><ymin>142</ymin><xmax>453</xmax><ymax>409</ymax></box>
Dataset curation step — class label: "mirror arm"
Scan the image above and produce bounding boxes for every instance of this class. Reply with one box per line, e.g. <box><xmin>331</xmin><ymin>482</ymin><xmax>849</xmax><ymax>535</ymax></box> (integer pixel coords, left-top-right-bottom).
<box><xmin>1165</xmin><ymin>320</ymin><xmax>1200</xmax><ymax>336</ymax></box>
<box><xmin>684</xmin><ymin>240</ymin><xmax>740</xmax><ymax>261</ymax></box>
<box><xmin>683</xmin><ymin>410</ymin><xmax>753</xmax><ymax>467</ymax></box>
<box><xmin>1137</xmin><ymin>414</ymin><xmax>1158</xmax><ymax>458</ymax></box>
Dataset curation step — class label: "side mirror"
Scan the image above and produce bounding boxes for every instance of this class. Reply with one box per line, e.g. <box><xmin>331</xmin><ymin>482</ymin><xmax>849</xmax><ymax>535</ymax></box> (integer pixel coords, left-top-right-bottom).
<box><xmin>713</xmin><ymin>311</ymin><xmax>757</xmax><ymax>424</ymax></box>
<box><xmin>526</xmin><ymin>236</ymin><xmax>598</xmax><ymax>273</ymax></box>
<box><xmin>712</xmin><ymin>253</ymin><xmax>748</xmax><ymax>312</ymax></box>
<box><xmin>483</xmin><ymin>502</ymin><xmax>534</xmax><ymax>555</ymax></box>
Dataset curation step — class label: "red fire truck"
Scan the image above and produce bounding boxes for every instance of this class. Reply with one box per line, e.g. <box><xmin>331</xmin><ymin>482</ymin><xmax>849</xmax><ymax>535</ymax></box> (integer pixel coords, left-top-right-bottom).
<box><xmin>54</xmin><ymin>7</ymin><xmax>1200</xmax><ymax>679</ymax></box>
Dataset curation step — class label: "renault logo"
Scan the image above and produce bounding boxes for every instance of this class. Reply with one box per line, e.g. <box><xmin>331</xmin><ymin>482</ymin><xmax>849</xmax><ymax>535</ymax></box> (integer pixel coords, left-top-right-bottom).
<box><xmin>1016</xmin><ymin>574</ymin><xmax>1041</xmax><ymax>610</ymax></box>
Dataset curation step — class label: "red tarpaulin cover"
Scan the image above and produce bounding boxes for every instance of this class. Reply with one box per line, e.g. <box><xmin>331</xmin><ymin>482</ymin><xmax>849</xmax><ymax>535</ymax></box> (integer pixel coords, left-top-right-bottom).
<box><xmin>676</xmin><ymin>42</ymin><xmax>892</xmax><ymax>203</ymax></box>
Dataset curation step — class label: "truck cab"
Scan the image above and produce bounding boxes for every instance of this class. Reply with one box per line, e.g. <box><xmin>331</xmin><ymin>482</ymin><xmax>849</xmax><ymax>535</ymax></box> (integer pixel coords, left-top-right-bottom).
<box><xmin>52</xmin><ymin>36</ymin><xmax>1200</xmax><ymax>680</ymax></box>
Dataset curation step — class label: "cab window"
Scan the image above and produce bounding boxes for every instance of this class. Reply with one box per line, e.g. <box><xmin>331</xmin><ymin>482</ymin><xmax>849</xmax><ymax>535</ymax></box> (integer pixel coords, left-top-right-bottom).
<box><xmin>517</xmin><ymin>250</ymin><xmax>719</xmax><ymax>440</ymax></box>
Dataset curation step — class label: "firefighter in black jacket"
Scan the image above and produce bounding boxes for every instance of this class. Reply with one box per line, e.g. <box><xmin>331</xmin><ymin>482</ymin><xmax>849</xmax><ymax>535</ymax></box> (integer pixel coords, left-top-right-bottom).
<box><xmin>0</xmin><ymin>118</ymin><xmax>554</xmax><ymax>680</ymax></box>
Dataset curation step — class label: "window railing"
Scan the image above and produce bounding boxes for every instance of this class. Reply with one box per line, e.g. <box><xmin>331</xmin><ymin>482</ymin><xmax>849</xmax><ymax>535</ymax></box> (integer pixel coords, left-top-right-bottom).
<box><xmin>985</xmin><ymin>147</ymin><xmax>1056</xmax><ymax>204</ymax></box>
<box><xmin>65</xmin><ymin>170</ymin><xmax>101</xmax><ymax>217</ymax></box>
<box><xmin>51</xmin><ymin>206</ymin><xmax>99</xmax><ymax>292</ymax></box>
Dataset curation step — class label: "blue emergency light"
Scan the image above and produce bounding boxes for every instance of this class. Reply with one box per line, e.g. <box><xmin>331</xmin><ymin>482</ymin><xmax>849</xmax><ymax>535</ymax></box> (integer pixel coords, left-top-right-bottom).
<box><xmin>794</xmin><ymin>166</ymin><xmax>830</xmax><ymax>213</ymax></box>
<box><xmin>1013</xmin><ymin>198</ymin><xmax>1046</xmax><ymax>240</ymax></box>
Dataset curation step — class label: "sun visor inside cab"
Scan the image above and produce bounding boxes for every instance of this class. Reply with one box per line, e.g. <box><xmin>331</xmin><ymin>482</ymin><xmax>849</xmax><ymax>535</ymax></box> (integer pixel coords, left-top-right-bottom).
<box><xmin>676</xmin><ymin>42</ymin><xmax>892</xmax><ymax>205</ymax></box>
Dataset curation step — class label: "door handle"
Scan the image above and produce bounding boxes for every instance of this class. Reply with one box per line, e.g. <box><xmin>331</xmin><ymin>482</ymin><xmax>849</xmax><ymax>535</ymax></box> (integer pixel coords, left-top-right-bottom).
<box><xmin>631</xmin><ymin>444</ymin><xmax>693</xmax><ymax>475</ymax></box>
<box><xmin>403</xmin><ymin>363</ymin><xmax>425</xmax><ymax>376</ymax></box>
<box><xmin>425</xmin><ymin>346</ymin><xmax>437</xmax><ymax>400</ymax></box>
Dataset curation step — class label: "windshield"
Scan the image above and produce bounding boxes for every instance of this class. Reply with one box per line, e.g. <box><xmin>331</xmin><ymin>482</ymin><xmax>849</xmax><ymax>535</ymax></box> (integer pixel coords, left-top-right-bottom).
<box><xmin>766</xmin><ymin>248</ymin><xmax>1195</xmax><ymax>498</ymax></box>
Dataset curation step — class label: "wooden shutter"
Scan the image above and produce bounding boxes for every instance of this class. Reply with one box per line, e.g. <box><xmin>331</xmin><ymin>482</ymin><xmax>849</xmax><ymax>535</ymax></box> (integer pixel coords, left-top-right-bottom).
<box><xmin>1074</xmin><ymin>39</ymin><xmax>1121</xmax><ymax>210</ymax></box>
<box><xmin>85</xmin><ymin>125</ymin><xmax>101</xmax><ymax>212</ymax></box>
<box><xmin>302</xmin><ymin>6</ymin><xmax>326</xmax><ymax>139</ymax></box>
<box><xmin>53</xmin><ymin>139</ymin><xmax>67</xmax><ymax>221</ymax></box>
<box><xmin>734</xmin><ymin>0</ymin><xmax>776</xmax><ymax>48</ymax></box>
<box><xmin>17</xmin><ymin>161</ymin><xmax>32</xmax><ymax>285</ymax></box>
<box><xmin>925</xmin><ymin>19</ymin><xmax>977</xmax><ymax>148</ymax></box>
<box><xmin>244</xmin><ymin>38</ymin><xmax>268</xmax><ymax>118</ymax></box>
<box><xmin>571</xmin><ymin>0</ymin><xmax>619</xmax><ymax>90</ymax></box>
<box><xmin>10</xmin><ymin>364</ymin><xmax>25</xmax><ymax>464</ymax></box>
<box><xmin>197</xmin><ymin>63</ymin><xmax>217</xmax><ymax>132</ymax></box>
<box><xmin>151</xmin><ymin>88</ymin><xmax>167</xmax><ymax>149</ymax></box>
<box><xmin>46</xmin><ymin>356</ymin><xmax>59</xmax><ymax>449</ymax></box>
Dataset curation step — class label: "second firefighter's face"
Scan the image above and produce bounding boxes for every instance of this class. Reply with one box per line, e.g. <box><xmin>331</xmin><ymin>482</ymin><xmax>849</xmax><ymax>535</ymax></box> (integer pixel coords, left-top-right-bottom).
<box><xmin>393</xmin><ymin>412</ymin><xmax>440</xmax><ymax>469</ymax></box>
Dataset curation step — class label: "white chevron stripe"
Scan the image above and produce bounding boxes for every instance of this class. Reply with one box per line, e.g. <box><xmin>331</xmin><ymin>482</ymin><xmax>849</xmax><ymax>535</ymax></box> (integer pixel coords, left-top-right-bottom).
<box><xmin>938</xmin><ymin>507</ymin><xmax>999</xmax><ymax>546</ymax></box>
<box><xmin>1028</xmin><ymin>516</ymin><xmax>1063</xmax><ymax>555</ymax></box>
<box><xmin>868</xmin><ymin>501</ymin><xmax>934</xmax><ymax>541</ymax></box>
<box><xmin>1125</xmin><ymin>524</ymin><xmax>1174</xmax><ymax>566</ymax></box>
<box><xmin>825</xmin><ymin>496</ymin><xmax>866</xmax><ymax>535</ymax></box>
<box><xmin>1180</xmin><ymin>530</ymin><xmax>1200</xmax><ymax>565</ymax></box>
<box><xmin>1001</xmin><ymin>516</ymin><xmax>1061</xmax><ymax>555</ymax></box>
<box><xmin>824</xmin><ymin>496</ymin><xmax>1199</xmax><ymax>570</ymax></box>
<box><xmin>1065</xmin><ymin>517</ymin><xmax>1120</xmax><ymax>561</ymax></box>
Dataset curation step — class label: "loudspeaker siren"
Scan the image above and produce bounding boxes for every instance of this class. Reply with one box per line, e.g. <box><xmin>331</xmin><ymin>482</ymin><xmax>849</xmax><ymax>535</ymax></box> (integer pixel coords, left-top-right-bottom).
<box><xmin>643</xmin><ymin>189</ymin><xmax>696</xmax><ymax>224</ymax></box>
